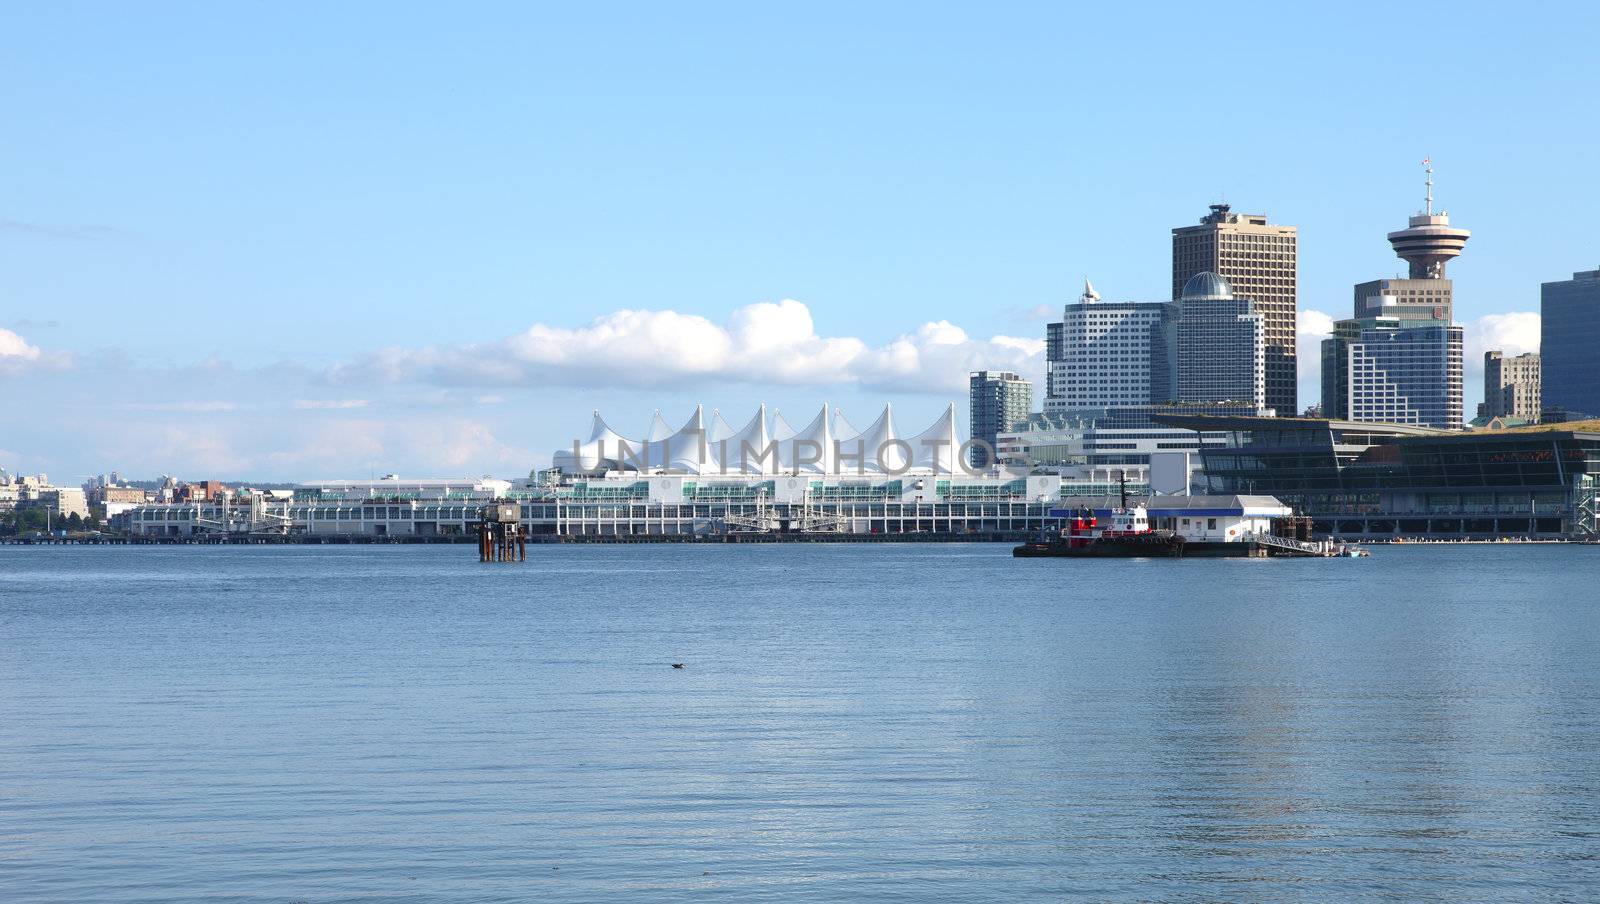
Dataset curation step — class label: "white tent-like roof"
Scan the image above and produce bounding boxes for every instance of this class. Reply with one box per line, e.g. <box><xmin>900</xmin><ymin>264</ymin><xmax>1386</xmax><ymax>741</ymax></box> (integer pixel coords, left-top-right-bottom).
<box><xmin>551</xmin><ymin>403</ymin><xmax>975</xmax><ymax>476</ymax></box>
<box><xmin>710</xmin><ymin>405</ymin><xmax>773</xmax><ymax>474</ymax></box>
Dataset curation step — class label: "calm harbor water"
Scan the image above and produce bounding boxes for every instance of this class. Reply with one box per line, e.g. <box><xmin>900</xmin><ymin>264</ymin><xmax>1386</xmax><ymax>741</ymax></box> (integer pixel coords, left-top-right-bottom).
<box><xmin>3</xmin><ymin>543</ymin><xmax>1599</xmax><ymax>902</ymax></box>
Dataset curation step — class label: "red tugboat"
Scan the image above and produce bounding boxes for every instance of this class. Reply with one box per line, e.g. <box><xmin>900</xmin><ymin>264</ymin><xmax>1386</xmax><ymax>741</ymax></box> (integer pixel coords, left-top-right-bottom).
<box><xmin>1013</xmin><ymin>475</ymin><xmax>1186</xmax><ymax>558</ymax></box>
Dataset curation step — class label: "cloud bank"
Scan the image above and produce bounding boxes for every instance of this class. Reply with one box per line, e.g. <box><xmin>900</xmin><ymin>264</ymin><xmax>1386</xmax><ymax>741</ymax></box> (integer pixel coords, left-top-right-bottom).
<box><xmin>327</xmin><ymin>299</ymin><xmax>1044</xmax><ymax>394</ymax></box>
<box><xmin>0</xmin><ymin>327</ymin><xmax>70</xmax><ymax>376</ymax></box>
<box><xmin>1462</xmin><ymin>311</ymin><xmax>1540</xmax><ymax>361</ymax></box>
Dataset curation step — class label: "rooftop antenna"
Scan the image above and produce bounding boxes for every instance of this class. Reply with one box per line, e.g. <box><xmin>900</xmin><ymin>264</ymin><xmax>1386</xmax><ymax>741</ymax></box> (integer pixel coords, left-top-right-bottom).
<box><xmin>1422</xmin><ymin>157</ymin><xmax>1433</xmax><ymax>216</ymax></box>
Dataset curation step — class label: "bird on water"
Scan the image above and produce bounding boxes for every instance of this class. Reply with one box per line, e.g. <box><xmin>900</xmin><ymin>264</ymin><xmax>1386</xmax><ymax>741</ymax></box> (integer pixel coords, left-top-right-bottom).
<box><xmin>671</xmin><ymin>663</ymin><xmax>685</xmax><ymax>669</ymax></box>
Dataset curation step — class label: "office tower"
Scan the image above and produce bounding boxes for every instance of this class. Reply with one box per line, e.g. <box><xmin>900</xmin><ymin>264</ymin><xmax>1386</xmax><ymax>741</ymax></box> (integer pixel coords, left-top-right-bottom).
<box><xmin>1322</xmin><ymin>166</ymin><xmax>1468</xmax><ymax>429</ymax></box>
<box><xmin>1173</xmin><ymin>204</ymin><xmax>1298</xmax><ymax>416</ymax></box>
<box><xmin>1541</xmin><ymin>269</ymin><xmax>1600</xmax><ymax>419</ymax></box>
<box><xmin>1323</xmin><ymin>319</ymin><xmax>1464</xmax><ymax>427</ymax></box>
<box><xmin>969</xmin><ymin>370</ymin><xmax>1033</xmax><ymax>468</ymax></box>
<box><xmin>1479</xmin><ymin>351</ymin><xmax>1541</xmax><ymax>422</ymax></box>
<box><xmin>1043</xmin><ymin>280</ymin><xmax>1173</xmax><ymax>414</ymax></box>
<box><xmin>1174</xmin><ymin>272</ymin><xmax>1267</xmax><ymax>410</ymax></box>
<box><xmin>1044</xmin><ymin>320</ymin><xmax>1065</xmax><ymax>397</ymax></box>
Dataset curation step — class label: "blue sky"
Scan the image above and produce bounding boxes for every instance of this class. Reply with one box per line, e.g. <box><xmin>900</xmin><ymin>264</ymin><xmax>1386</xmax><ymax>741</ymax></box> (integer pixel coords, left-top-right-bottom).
<box><xmin>2</xmin><ymin>2</ymin><xmax>1594</xmax><ymax>481</ymax></box>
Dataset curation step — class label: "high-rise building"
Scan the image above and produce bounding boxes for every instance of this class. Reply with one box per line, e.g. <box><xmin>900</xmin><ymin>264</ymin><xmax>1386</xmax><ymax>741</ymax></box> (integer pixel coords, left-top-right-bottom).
<box><xmin>1044</xmin><ymin>281</ymin><xmax>1173</xmax><ymax>414</ymax></box>
<box><xmin>968</xmin><ymin>370</ymin><xmax>1033</xmax><ymax>468</ymax></box>
<box><xmin>1174</xmin><ymin>272</ymin><xmax>1267</xmax><ymax>411</ymax></box>
<box><xmin>1172</xmin><ymin>204</ymin><xmax>1298</xmax><ymax>416</ymax></box>
<box><xmin>1322</xmin><ymin>166</ymin><xmax>1467</xmax><ymax>429</ymax></box>
<box><xmin>1479</xmin><ymin>351</ymin><xmax>1541</xmax><ymax>422</ymax></box>
<box><xmin>1541</xmin><ymin>269</ymin><xmax>1600</xmax><ymax>419</ymax></box>
<box><xmin>1324</xmin><ymin>318</ymin><xmax>1464</xmax><ymax>427</ymax></box>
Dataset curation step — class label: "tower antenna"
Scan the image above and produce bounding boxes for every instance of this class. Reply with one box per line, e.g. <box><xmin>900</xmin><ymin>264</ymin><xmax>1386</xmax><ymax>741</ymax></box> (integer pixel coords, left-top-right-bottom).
<box><xmin>1422</xmin><ymin>157</ymin><xmax>1433</xmax><ymax>216</ymax></box>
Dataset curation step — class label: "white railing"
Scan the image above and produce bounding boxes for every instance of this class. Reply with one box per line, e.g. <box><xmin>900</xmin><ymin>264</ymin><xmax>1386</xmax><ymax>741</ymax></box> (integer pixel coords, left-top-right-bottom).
<box><xmin>1245</xmin><ymin>532</ymin><xmax>1331</xmax><ymax>555</ymax></box>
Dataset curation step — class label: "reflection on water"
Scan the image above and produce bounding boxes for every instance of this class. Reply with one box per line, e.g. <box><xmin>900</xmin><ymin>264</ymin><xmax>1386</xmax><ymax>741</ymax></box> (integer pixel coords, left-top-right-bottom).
<box><xmin>1</xmin><ymin>543</ymin><xmax>1598</xmax><ymax>902</ymax></box>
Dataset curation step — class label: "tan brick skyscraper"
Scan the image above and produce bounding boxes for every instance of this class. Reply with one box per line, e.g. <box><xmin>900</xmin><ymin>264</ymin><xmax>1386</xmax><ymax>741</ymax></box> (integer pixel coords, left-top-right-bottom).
<box><xmin>1173</xmin><ymin>204</ymin><xmax>1298</xmax><ymax>416</ymax></box>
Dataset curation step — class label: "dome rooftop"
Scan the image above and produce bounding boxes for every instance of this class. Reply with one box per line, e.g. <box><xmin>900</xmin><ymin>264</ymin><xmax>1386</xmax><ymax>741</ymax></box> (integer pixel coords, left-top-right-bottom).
<box><xmin>1181</xmin><ymin>271</ymin><xmax>1234</xmax><ymax>300</ymax></box>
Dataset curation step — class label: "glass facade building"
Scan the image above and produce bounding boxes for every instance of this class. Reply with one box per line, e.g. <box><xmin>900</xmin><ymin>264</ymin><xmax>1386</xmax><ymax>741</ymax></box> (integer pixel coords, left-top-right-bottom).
<box><xmin>1174</xmin><ymin>272</ymin><xmax>1267</xmax><ymax>410</ymax></box>
<box><xmin>1323</xmin><ymin>279</ymin><xmax>1465</xmax><ymax>430</ymax></box>
<box><xmin>968</xmin><ymin>371</ymin><xmax>1033</xmax><ymax>469</ymax></box>
<box><xmin>1329</xmin><ymin>322</ymin><xmax>1464</xmax><ymax>428</ymax></box>
<box><xmin>1155</xmin><ymin>414</ymin><xmax>1600</xmax><ymax>538</ymax></box>
<box><xmin>1540</xmin><ymin>269</ymin><xmax>1600</xmax><ymax>419</ymax></box>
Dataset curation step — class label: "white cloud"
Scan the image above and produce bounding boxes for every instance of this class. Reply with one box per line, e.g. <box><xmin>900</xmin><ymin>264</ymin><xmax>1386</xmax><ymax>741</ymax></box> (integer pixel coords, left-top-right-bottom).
<box><xmin>120</xmin><ymin>400</ymin><xmax>238</xmax><ymax>413</ymax></box>
<box><xmin>1009</xmin><ymin>303</ymin><xmax>1058</xmax><ymax>323</ymax></box>
<box><xmin>293</xmin><ymin>399</ymin><xmax>369</xmax><ymax>410</ymax></box>
<box><xmin>0</xmin><ymin>328</ymin><xmax>68</xmax><ymax>376</ymax></box>
<box><xmin>263</xmin><ymin>418</ymin><xmax>531</xmax><ymax>475</ymax></box>
<box><xmin>328</xmin><ymin>298</ymin><xmax>1045</xmax><ymax>395</ymax></box>
<box><xmin>1293</xmin><ymin>309</ymin><xmax>1337</xmax><ymax>410</ymax></box>
<box><xmin>1463</xmin><ymin>311</ymin><xmax>1540</xmax><ymax>361</ymax></box>
<box><xmin>1296</xmin><ymin>309</ymin><xmax>1335</xmax><ymax>379</ymax></box>
<box><xmin>0</xmin><ymin>328</ymin><xmax>42</xmax><ymax>361</ymax></box>
<box><xmin>144</xmin><ymin>425</ymin><xmax>251</xmax><ymax>474</ymax></box>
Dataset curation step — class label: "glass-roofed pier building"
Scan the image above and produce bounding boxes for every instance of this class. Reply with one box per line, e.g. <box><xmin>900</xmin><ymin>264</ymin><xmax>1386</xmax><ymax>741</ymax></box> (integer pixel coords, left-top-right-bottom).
<box><xmin>1154</xmin><ymin>414</ymin><xmax>1600</xmax><ymax>538</ymax></box>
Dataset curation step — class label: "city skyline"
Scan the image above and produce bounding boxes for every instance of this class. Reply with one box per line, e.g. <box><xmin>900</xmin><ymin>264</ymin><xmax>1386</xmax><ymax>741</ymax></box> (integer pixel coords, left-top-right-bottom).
<box><xmin>3</xmin><ymin>3</ymin><xmax>1586</xmax><ymax>480</ymax></box>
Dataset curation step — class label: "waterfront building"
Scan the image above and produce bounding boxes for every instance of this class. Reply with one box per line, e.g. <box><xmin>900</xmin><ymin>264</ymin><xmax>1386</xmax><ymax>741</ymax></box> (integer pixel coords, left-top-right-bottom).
<box><xmin>292</xmin><ymin>476</ymin><xmax>514</xmax><ymax>501</ymax></box>
<box><xmin>1155</xmin><ymin>413</ymin><xmax>1600</xmax><ymax>538</ymax></box>
<box><xmin>969</xmin><ymin>371</ymin><xmax>1033</xmax><ymax>469</ymax></box>
<box><xmin>1541</xmin><ymin>268</ymin><xmax>1600</xmax><ymax>419</ymax></box>
<box><xmin>996</xmin><ymin>403</ymin><xmax>1254</xmax><ymax>470</ymax></box>
<box><xmin>117</xmin><ymin>474</ymin><xmax>1092</xmax><ymax>540</ymax></box>
<box><xmin>1478</xmin><ymin>351</ymin><xmax>1541</xmax><ymax>422</ymax></box>
<box><xmin>23</xmin><ymin>486</ymin><xmax>89</xmax><ymax>521</ymax></box>
<box><xmin>1321</xmin><ymin>167</ymin><xmax>1467</xmax><ymax>429</ymax></box>
<box><xmin>1172</xmin><ymin>204</ymin><xmax>1298</xmax><ymax>416</ymax></box>
<box><xmin>1044</xmin><ymin>281</ymin><xmax>1173</xmax><ymax>413</ymax></box>
<box><xmin>1174</xmin><ymin>272</ymin><xmax>1267</xmax><ymax>410</ymax></box>
<box><xmin>117</xmin><ymin>405</ymin><xmax>1175</xmax><ymax>540</ymax></box>
<box><xmin>551</xmin><ymin>403</ymin><xmax>973</xmax><ymax>477</ymax></box>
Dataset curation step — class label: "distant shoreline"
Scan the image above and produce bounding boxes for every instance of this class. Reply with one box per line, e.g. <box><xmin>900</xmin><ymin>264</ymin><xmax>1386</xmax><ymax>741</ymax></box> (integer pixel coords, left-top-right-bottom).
<box><xmin>4</xmin><ymin>534</ymin><xmax>1598</xmax><ymax>548</ymax></box>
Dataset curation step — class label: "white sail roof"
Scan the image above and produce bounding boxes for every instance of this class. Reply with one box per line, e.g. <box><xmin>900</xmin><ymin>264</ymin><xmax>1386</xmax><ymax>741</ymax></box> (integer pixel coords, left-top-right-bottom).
<box><xmin>640</xmin><ymin>406</ymin><xmax>706</xmax><ymax>473</ymax></box>
<box><xmin>832</xmin><ymin>409</ymin><xmax>860</xmax><ymax>443</ymax></box>
<box><xmin>835</xmin><ymin>404</ymin><xmax>902</xmax><ymax>474</ymax></box>
<box><xmin>551</xmin><ymin>410</ymin><xmax>641</xmax><ymax>473</ymax></box>
<box><xmin>769</xmin><ymin>411</ymin><xmax>796</xmax><ymax>442</ymax></box>
<box><xmin>710</xmin><ymin>405</ymin><xmax>773</xmax><ymax>474</ymax></box>
<box><xmin>905</xmin><ymin>403</ymin><xmax>961</xmax><ymax>474</ymax></box>
<box><xmin>645</xmin><ymin>411</ymin><xmax>675</xmax><ymax>442</ymax></box>
<box><xmin>552</xmin><ymin>403</ymin><xmax>972</xmax><ymax>476</ymax></box>
<box><xmin>776</xmin><ymin>404</ymin><xmax>834</xmax><ymax>474</ymax></box>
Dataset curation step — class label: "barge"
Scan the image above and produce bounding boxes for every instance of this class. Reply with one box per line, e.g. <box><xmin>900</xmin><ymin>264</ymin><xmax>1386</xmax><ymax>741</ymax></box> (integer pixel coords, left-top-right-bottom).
<box><xmin>1012</xmin><ymin>487</ymin><xmax>1366</xmax><ymax>559</ymax></box>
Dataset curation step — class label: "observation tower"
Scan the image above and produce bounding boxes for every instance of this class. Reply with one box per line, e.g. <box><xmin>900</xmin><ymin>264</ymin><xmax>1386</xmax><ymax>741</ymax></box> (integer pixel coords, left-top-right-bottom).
<box><xmin>1386</xmin><ymin>161</ymin><xmax>1470</xmax><ymax>279</ymax></box>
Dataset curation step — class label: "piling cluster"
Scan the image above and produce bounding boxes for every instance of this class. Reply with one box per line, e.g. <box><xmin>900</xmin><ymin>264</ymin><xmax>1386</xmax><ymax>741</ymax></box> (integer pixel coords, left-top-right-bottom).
<box><xmin>477</xmin><ymin>503</ymin><xmax>526</xmax><ymax>562</ymax></box>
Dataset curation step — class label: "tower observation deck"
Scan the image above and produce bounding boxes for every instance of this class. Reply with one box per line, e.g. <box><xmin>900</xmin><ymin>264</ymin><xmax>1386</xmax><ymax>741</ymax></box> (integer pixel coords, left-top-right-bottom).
<box><xmin>1386</xmin><ymin>162</ymin><xmax>1470</xmax><ymax>279</ymax></box>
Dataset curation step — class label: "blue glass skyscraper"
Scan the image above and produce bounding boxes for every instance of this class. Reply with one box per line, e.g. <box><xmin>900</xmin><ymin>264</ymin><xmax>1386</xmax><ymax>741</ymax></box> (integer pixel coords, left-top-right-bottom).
<box><xmin>1540</xmin><ymin>269</ymin><xmax>1600</xmax><ymax>419</ymax></box>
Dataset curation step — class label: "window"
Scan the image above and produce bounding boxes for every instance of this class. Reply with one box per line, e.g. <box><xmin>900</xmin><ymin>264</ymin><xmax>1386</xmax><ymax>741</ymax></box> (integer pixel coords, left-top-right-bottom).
<box><xmin>1207</xmin><ymin>518</ymin><xmax>1217</xmax><ymax>530</ymax></box>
